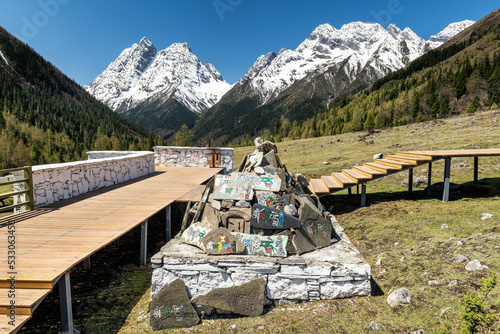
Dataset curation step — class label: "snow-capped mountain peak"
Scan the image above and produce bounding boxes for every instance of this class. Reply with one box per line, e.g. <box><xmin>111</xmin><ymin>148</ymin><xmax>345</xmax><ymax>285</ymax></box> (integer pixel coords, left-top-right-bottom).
<box><xmin>429</xmin><ymin>20</ymin><xmax>476</xmax><ymax>45</ymax></box>
<box><xmin>85</xmin><ymin>38</ymin><xmax>231</xmax><ymax>115</ymax></box>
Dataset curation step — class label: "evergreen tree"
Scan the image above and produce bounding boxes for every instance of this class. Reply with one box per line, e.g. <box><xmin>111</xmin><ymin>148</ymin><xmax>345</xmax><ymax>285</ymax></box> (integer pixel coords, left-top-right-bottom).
<box><xmin>173</xmin><ymin>124</ymin><xmax>193</xmax><ymax>146</ymax></box>
<box><xmin>0</xmin><ymin>111</ymin><xmax>5</xmax><ymax>130</ymax></box>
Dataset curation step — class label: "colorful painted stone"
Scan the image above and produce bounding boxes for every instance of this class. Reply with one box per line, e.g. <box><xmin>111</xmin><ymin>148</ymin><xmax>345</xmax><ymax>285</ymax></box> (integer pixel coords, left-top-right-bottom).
<box><xmin>179</xmin><ymin>220</ymin><xmax>212</xmax><ymax>251</ymax></box>
<box><xmin>214</xmin><ymin>174</ymin><xmax>232</xmax><ymax>191</ymax></box>
<box><xmin>213</xmin><ymin>180</ymin><xmax>254</xmax><ymax>201</ymax></box>
<box><xmin>232</xmin><ymin>232</ymin><xmax>288</xmax><ymax>257</ymax></box>
<box><xmin>203</xmin><ymin>227</ymin><xmax>245</xmax><ymax>255</ymax></box>
<box><xmin>232</xmin><ymin>172</ymin><xmax>282</xmax><ymax>192</ymax></box>
<box><xmin>251</xmin><ymin>204</ymin><xmax>303</xmax><ymax>229</ymax></box>
<box><xmin>255</xmin><ymin>190</ymin><xmax>283</xmax><ymax>209</ymax></box>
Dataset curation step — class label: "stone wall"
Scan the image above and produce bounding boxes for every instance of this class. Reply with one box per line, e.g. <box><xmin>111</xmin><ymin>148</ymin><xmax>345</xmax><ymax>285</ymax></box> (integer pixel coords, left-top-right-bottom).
<box><xmin>154</xmin><ymin>146</ymin><xmax>233</xmax><ymax>174</ymax></box>
<box><xmin>151</xmin><ymin>216</ymin><xmax>371</xmax><ymax>305</ymax></box>
<box><xmin>32</xmin><ymin>151</ymin><xmax>154</xmax><ymax>207</ymax></box>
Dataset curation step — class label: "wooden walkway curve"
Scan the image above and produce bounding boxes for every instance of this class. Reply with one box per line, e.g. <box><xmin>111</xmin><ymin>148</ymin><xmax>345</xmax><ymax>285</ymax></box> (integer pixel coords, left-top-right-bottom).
<box><xmin>309</xmin><ymin>149</ymin><xmax>500</xmax><ymax>204</ymax></box>
<box><xmin>0</xmin><ymin>166</ymin><xmax>222</xmax><ymax>334</ymax></box>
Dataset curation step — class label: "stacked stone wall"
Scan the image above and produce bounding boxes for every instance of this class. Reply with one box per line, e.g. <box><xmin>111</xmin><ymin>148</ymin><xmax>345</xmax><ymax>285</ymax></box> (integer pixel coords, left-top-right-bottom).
<box><xmin>154</xmin><ymin>146</ymin><xmax>233</xmax><ymax>174</ymax></box>
<box><xmin>32</xmin><ymin>151</ymin><xmax>154</xmax><ymax>207</ymax></box>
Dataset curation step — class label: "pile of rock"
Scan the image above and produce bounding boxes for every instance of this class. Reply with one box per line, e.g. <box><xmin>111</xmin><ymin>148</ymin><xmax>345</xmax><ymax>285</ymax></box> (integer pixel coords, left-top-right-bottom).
<box><xmin>178</xmin><ymin>137</ymin><xmax>334</xmax><ymax>258</ymax></box>
<box><xmin>150</xmin><ymin>138</ymin><xmax>348</xmax><ymax>330</ymax></box>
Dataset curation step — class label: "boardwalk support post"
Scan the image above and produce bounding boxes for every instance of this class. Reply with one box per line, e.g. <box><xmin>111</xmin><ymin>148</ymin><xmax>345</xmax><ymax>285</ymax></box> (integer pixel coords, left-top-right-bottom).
<box><xmin>166</xmin><ymin>205</ymin><xmax>172</xmax><ymax>242</ymax></box>
<box><xmin>348</xmin><ymin>187</ymin><xmax>352</xmax><ymax>195</ymax></box>
<box><xmin>474</xmin><ymin>157</ymin><xmax>479</xmax><ymax>183</ymax></box>
<box><xmin>443</xmin><ymin>158</ymin><xmax>451</xmax><ymax>202</ymax></box>
<box><xmin>84</xmin><ymin>258</ymin><xmax>91</xmax><ymax>271</ymax></box>
<box><xmin>427</xmin><ymin>162</ymin><xmax>432</xmax><ymax>198</ymax></box>
<box><xmin>408</xmin><ymin>168</ymin><xmax>413</xmax><ymax>193</ymax></box>
<box><xmin>360</xmin><ymin>184</ymin><xmax>366</xmax><ymax>207</ymax></box>
<box><xmin>59</xmin><ymin>272</ymin><xmax>78</xmax><ymax>334</ymax></box>
<box><xmin>140</xmin><ymin>221</ymin><xmax>148</xmax><ymax>266</ymax></box>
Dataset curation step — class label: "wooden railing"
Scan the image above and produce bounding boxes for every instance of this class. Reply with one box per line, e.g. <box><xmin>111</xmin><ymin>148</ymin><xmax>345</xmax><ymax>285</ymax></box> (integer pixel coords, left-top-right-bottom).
<box><xmin>0</xmin><ymin>166</ymin><xmax>34</xmax><ymax>214</ymax></box>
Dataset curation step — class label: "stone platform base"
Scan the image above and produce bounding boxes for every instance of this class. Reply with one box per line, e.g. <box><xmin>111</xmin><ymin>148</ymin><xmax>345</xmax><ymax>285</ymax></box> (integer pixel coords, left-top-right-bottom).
<box><xmin>151</xmin><ymin>218</ymin><xmax>371</xmax><ymax>305</ymax></box>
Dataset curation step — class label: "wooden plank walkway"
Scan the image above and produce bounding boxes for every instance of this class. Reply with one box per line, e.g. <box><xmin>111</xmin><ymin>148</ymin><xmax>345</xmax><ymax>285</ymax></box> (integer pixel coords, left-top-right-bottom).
<box><xmin>0</xmin><ymin>166</ymin><xmax>222</xmax><ymax>333</ymax></box>
<box><xmin>310</xmin><ymin>149</ymin><xmax>500</xmax><ymax>199</ymax></box>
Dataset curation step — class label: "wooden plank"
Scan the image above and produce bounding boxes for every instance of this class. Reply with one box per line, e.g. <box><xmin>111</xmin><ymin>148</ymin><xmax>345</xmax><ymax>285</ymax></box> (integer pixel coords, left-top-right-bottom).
<box><xmin>352</xmin><ymin>165</ymin><xmax>385</xmax><ymax>177</ymax></box>
<box><xmin>0</xmin><ymin>289</ymin><xmax>51</xmax><ymax>315</ymax></box>
<box><xmin>374</xmin><ymin>159</ymin><xmax>409</xmax><ymax>169</ymax></box>
<box><xmin>385</xmin><ymin>155</ymin><xmax>432</xmax><ymax>164</ymax></box>
<box><xmin>395</xmin><ymin>152</ymin><xmax>434</xmax><ymax>160</ymax></box>
<box><xmin>363</xmin><ymin>162</ymin><xmax>400</xmax><ymax>173</ymax></box>
<box><xmin>342</xmin><ymin>169</ymin><xmax>372</xmax><ymax>182</ymax></box>
<box><xmin>0</xmin><ymin>314</ymin><xmax>31</xmax><ymax>333</ymax></box>
<box><xmin>321</xmin><ymin>176</ymin><xmax>344</xmax><ymax>190</ymax></box>
<box><xmin>310</xmin><ymin>179</ymin><xmax>330</xmax><ymax>195</ymax></box>
<box><xmin>175</xmin><ymin>184</ymin><xmax>205</xmax><ymax>202</ymax></box>
<box><xmin>398</xmin><ymin>149</ymin><xmax>500</xmax><ymax>158</ymax></box>
<box><xmin>331</xmin><ymin>172</ymin><xmax>357</xmax><ymax>186</ymax></box>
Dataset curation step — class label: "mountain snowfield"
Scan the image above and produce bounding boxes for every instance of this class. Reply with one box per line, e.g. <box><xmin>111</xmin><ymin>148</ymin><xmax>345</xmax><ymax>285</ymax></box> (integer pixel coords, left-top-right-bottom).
<box><xmin>85</xmin><ymin>38</ymin><xmax>231</xmax><ymax>115</ymax></box>
<box><xmin>235</xmin><ymin>20</ymin><xmax>475</xmax><ymax>105</ymax></box>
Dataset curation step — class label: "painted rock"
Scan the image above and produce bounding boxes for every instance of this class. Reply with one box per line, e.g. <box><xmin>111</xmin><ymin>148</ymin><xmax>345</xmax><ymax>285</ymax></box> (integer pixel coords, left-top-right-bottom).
<box><xmin>213</xmin><ymin>179</ymin><xmax>254</xmax><ymax>201</ymax></box>
<box><xmin>298</xmin><ymin>197</ymin><xmax>333</xmax><ymax>249</ymax></box>
<box><xmin>179</xmin><ymin>220</ymin><xmax>212</xmax><ymax>251</ymax></box>
<box><xmin>232</xmin><ymin>172</ymin><xmax>282</xmax><ymax>192</ymax></box>
<box><xmin>251</xmin><ymin>204</ymin><xmax>303</xmax><ymax>229</ymax></box>
<box><xmin>203</xmin><ymin>227</ymin><xmax>245</xmax><ymax>255</ymax></box>
<box><xmin>150</xmin><ymin>279</ymin><xmax>200</xmax><ymax>330</ymax></box>
<box><xmin>232</xmin><ymin>232</ymin><xmax>288</xmax><ymax>257</ymax></box>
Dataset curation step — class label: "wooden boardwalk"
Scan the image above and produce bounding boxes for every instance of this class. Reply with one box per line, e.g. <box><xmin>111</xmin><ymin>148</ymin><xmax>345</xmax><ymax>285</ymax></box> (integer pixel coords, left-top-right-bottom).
<box><xmin>309</xmin><ymin>149</ymin><xmax>500</xmax><ymax>202</ymax></box>
<box><xmin>0</xmin><ymin>166</ymin><xmax>222</xmax><ymax>333</ymax></box>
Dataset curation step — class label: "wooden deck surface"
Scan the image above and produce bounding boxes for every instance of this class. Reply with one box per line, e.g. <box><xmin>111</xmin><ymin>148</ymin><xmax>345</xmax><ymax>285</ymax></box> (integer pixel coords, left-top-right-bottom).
<box><xmin>398</xmin><ymin>148</ymin><xmax>500</xmax><ymax>158</ymax></box>
<box><xmin>0</xmin><ymin>166</ymin><xmax>222</xmax><ymax>333</ymax></box>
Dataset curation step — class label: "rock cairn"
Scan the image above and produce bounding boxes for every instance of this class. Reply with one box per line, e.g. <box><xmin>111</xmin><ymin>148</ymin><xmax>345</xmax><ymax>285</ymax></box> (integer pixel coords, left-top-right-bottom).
<box><xmin>178</xmin><ymin>137</ymin><xmax>335</xmax><ymax>257</ymax></box>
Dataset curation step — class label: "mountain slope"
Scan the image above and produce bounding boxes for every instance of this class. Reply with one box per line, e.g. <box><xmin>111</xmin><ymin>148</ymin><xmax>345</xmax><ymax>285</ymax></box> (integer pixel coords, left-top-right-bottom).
<box><xmin>85</xmin><ymin>39</ymin><xmax>231</xmax><ymax>136</ymax></box>
<box><xmin>0</xmin><ymin>26</ymin><xmax>150</xmax><ymax>168</ymax></box>
<box><xmin>193</xmin><ymin>20</ymin><xmax>474</xmax><ymax>145</ymax></box>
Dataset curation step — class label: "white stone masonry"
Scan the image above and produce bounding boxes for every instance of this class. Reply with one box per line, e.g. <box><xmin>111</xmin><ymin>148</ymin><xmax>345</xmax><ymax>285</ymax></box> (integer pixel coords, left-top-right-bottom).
<box><xmin>154</xmin><ymin>146</ymin><xmax>233</xmax><ymax>174</ymax></box>
<box><xmin>32</xmin><ymin>151</ymin><xmax>154</xmax><ymax>207</ymax></box>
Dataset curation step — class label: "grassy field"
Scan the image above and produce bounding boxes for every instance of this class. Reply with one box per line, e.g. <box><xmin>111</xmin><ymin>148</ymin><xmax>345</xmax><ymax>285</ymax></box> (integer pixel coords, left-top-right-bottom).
<box><xmin>21</xmin><ymin>110</ymin><xmax>500</xmax><ymax>333</ymax></box>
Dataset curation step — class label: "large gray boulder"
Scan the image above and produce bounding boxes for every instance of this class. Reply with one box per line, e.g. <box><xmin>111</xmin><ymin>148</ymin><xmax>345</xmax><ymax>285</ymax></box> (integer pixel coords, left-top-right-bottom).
<box><xmin>150</xmin><ymin>279</ymin><xmax>200</xmax><ymax>330</ymax></box>
<box><xmin>191</xmin><ymin>278</ymin><xmax>265</xmax><ymax>317</ymax></box>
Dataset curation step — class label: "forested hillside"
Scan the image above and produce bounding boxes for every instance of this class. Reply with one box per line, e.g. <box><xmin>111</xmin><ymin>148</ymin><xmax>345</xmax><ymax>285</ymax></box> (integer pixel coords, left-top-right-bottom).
<box><xmin>0</xmin><ymin>26</ymin><xmax>159</xmax><ymax>169</ymax></box>
<box><xmin>262</xmin><ymin>10</ymin><xmax>500</xmax><ymax>143</ymax></box>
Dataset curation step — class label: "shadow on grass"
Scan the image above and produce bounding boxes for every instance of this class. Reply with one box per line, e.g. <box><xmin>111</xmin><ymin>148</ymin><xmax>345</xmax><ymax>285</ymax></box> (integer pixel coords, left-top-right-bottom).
<box><xmin>370</xmin><ymin>278</ymin><xmax>384</xmax><ymax>297</ymax></box>
<box><xmin>322</xmin><ymin>178</ymin><xmax>500</xmax><ymax>215</ymax></box>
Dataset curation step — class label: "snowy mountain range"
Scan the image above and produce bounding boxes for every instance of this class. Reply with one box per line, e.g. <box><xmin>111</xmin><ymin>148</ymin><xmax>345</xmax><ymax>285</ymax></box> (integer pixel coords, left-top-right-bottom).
<box><xmin>85</xmin><ymin>19</ymin><xmax>474</xmax><ymax>136</ymax></box>
<box><xmin>227</xmin><ymin>20</ymin><xmax>475</xmax><ymax>106</ymax></box>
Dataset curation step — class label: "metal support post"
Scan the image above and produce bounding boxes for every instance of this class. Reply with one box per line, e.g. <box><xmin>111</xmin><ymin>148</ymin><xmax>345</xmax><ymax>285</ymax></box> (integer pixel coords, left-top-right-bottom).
<box><xmin>166</xmin><ymin>205</ymin><xmax>172</xmax><ymax>242</ymax></box>
<box><xmin>59</xmin><ymin>272</ymin><xmax>78</xmax><ymax>334</ymax></box>
<box><xmin>84</xmin><ymin>257</ymin><xmax>91</xmax><ymax>271</ymax></box>
<box><xmin>348</xmin><ymin>187</ymin><xmax>352</xmax><ymax>195</ymax></box>
<box><xmin>140</xmin><ymin>221</ymin><xmax>148</xmax><ymax>266</ymax></box>
<box><xmin>408</xmin><ymin>168</ymin><xmax>413</xmax><ymax>193</ymax></box>
<box><xmin>360</xmin><ymin>184</ymin><xmax>367</xmax><ymax>207</ymax></box>
<box><xmin>474</xmin><ymin>157</ymin><xmax>479</xmax><ymax>183</ymax></box>
<box><xmin>442</xmin><ymin>158</ymin><xmax>451</xmax><ymax>202</ymax></box>
<box><xmin>427</xmin><ymin>162</ymin><xmax>432</xmax><ymax>198</ymax></box>
<box><xmin>357</xmin><ymin>185</ymin><xmax>359</xmax><ymax>195</ymax></box>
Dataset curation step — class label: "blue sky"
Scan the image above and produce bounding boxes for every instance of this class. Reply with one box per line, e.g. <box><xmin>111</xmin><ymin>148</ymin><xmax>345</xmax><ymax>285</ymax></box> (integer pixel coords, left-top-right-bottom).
<box><xmin>0</xmin><ymin>0</ymin><xmax>498</xmax><ymax>86</ymax></box>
